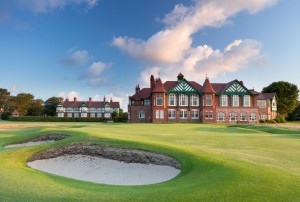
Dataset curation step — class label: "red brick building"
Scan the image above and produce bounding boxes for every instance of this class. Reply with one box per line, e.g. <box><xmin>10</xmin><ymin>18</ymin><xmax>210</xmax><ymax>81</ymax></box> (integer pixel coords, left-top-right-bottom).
<box><xmin>128</xmin><ymin>73</ymin><xmax>277</xmax><ymax>123</ymax></box>
<box><xmin>56</xmin><ymin>97</ymin><xmax>120</xmax><ymax>119</ymax></box>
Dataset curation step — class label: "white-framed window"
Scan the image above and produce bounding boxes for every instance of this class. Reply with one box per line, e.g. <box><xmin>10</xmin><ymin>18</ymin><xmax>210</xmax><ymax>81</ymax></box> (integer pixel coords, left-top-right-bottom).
<box><xmin>156</xmin><ymin>94</ymin><xmax>163</xmax><ymax>106</ymax></box>
<box><xmin>81</xmin><ymin>107</ymin><xmax>88</xmax><ymax>112</ymax></box>
<box><xmin>97</xmin><ymin>113</ymin><xmax>102</xmax><ymax>118</ymax></box>
<box><xmin>240</xmin><ymin>112</ymin><xmax>247</xmax><ymax>121</ymax></box>
<box><xmin>160</xmin><ymin>110</ymin><xmax>164</xmax><ymax>119</ymax></box>
<box><xmin>168</xmin><ymin>94</ymin><xmax>176</xmax><ymax>106</ymax></box>
<box><xmin>139</xmin><ymin>111</ymin><xmax>145</xmax><ymax>119</ymax></box>
<box><xmin>180</xmin><ymin>109</ymin><xmax>188</xmax><ymax>119</ymax></box>
<box><xmin>250</xmin><ymin>113</ymin><xmax>256</xmax><ymax>121</ymax></box>
<box><xmin>257</xmin><ymin>100</ymin><xmax>266</xmax><ymax>108</ymax></box>
<box><xmin>272</xmin><ymin>98</ymin><xmax>277</xmax><ymax>111</ymax></box>
<box><xmin>232</xmin><ymin>95</ymin><xmax>239</xmax><ymax>107</ymax></box>
<box><xmin>90</xmin><ymin>113</ymin><xmax>95</xmax><ymax>118</ymax></box>
<box><xmin>243</xmin><ymin>95</ymin><xmax>250</xmax><ymax>107</ymax></box>
<box><xmin>81</xmin><ymin>113</ymin><xmax>87</xmax><ymax>118</ymax></box>
<box><xmin>58</xmin><ymin>113</ymin><xmax>64</xmax><ymax>117</ymax></box>
<box><xmin>261</xmin><ymin>114</ymin><xmax>267</xmax><ymax>120</ymax></box>
<box><xmin>105</xmin><ymin>113</ymin><xmax>111</xmax><ymax>118</ymax></box>
<box><xmin>217</xmin><ymin>112</ymin><xmax>225</xmax><ymax>121</ymax></box>
<box><xmin>191</xmin><ymin>109</ymin><xmax>199</xmax><ymax>119</ymax></box>
<box><xmin>229</xmin><ymin>112</ymin><xmax>237</xmax><ymax>121</ymax></box>
<box><xmin>128</xmin><ymin>113</ymin><xmax>130</xmax><ymax>119</ymax></box>
<box><xmin>205</xmin><ymin>111</ymin><xmax>213</xmax><ymax>119</ymax></box>
<box><xmin>156</xmin><ymin>110</ymin><xmax>164</xmax><ymax>119</ymax></box>
<box><xmin>205</xmin><ymin>95</ymin><xmax>212</xmax><ymax>106</ymax></box>
<box><xmin>179</xmin><ymin>94</ymin><xmax>188</xmax><ymax>106</ymax></box>
<box><xmin>168</xmin><ymin>109</ymin><xmax>176</xmax><ymax>119</ymax></box>
<box><xmin>191</xmin><ymin>94</ymin><xmax>199</xmax><ymax>106</ymax></box>
<box><xmin>144</xmin><ymin>100</ymin><xmax>151</xmax><ymax>106</ymax></box>
<box><xmin>67</xmin><ymin>113</ymin><xmax>72</xmax><ymax>118</ymax></box>
<box><xmin>74</xmin><ymin>113</ymin><xmax>79</xmax><ymax>118</ymax></box>
<box><xmin>221</xmin><ymin>95</ymin><xmax>228</xmax><ymax>106</ymax></box>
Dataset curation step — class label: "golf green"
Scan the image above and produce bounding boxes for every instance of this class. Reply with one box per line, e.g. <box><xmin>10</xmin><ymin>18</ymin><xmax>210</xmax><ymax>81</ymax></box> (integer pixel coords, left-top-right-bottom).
<box><xmin>0</xmin><ymin>122</ymin><xmax>299</xmax><ymax>201</ymax></box>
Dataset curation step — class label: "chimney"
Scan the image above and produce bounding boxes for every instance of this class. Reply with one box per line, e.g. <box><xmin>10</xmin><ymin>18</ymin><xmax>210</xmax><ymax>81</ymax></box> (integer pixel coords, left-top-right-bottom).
<box><xmin>74</xmin><ymin>97</ymin><xmax>77</xmax><ymax>103</ymax></box>
<box><xmin>150</xmin><ymin>75</ymin><xmax>155</xmax><ymax>91</ymax></box>
<box><xmin>103</xmin><ymin>96</ymin><xmax>106</xmax><ymax>102</ymax></box>
<box><xmin>135</xmin><ymin>84</ymin><xmax>140</xmax><ymax>94</ymax></box>
<box><xmin>240</xmin><ymin>80</ymin><xmax>244</xmax><ymax>86</ymax></box>
<box><xmin>110</xmin><ymin>97</ymin><xmax>113</xmax><ymax>104</ymax></box>
<box><xmin>89</xmin><ymin>97</ymin><xmax>92</xmax><ymax>103</ymax></box>
<box><xmin>58</xmin><ymin>98</ymin><xmax>61</xmax><ymax>103</ymax></box>
<box><xmin>66</xmin><ymin>98</ymin><xmax>69</xmax><ymax>102</ymax></box>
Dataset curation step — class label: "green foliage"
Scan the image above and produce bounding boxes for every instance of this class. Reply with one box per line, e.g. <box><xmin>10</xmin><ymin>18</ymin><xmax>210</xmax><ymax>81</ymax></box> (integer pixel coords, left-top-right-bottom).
<box><xmin>262</xmin><ymin>81</ymin><xmax>299</xmax><ymax>117</ymax></box>
<box><xmin>0</xmin><ymin>88</ymin><xmax>10</xmax><ymax>112</ymax></box>
<box><xmin>9</xmin><ymin>116</ymin><xmax>107</xmax><ymax>122</ymax></box>
<box><xmin>287</xmin><ymin>101</ymin><xmax>300</xmax><ymax>121</ymax></box>
<box><xmin>0</xmin><ymin>112</ymin><xmax>10</xmax><ymax>120</ymax></box>
<box><xmin>112</xmin><ymin>117</ymin><xmax>128</xmax><ymax>122</ymax></box>
<box><xmin>259</xmin><ymin>119</ymin><xmax>266</xmax><ymax>124</ymax></box>
<box><xmin>43</xmin><ymin>97</ymin><xmax>62</xmax><ymax>116</ymax></box>
<box><xmin>27</xmin><ymin>99</ymin><xmax>44</xmax><ymax>116</ymax></box>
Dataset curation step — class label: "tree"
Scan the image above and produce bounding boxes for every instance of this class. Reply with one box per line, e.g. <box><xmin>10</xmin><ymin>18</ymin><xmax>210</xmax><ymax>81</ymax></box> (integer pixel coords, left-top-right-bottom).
<box><xmin>262</xmin><ymin>81</ymin><xmax>299</xmax><ymax>117</ymax></box>
<box><xmin>287</xmin><ymin>101</ymin><xmax>300</xmax><ymax>121</ymax></box>
<box><xmin>27</xmin><ymin>99</ymin><xmax>44</xmax><ymax>116</ymax></box>
<box><xmin>0</xmin><ymin>88</ymin><xmax>10</xmax><ymax>112</ymax></box>
<box><xmin>43</xmin><ymin>97</ymin><xmax>62</xmax><ymax>116</ymax></box>
<box><xmin>13</xmin><ymin>93</ymin><xmax>34</xmax><ymax>116</ymax></box>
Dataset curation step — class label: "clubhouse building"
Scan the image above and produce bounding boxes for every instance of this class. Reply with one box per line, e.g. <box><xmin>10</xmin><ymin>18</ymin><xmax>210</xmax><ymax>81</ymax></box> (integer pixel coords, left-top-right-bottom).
<box><xmin>56</xmin><ymin>97</ymin><xmax>120</xmax><ymax>119</ymax></box>
<box><xmin>128</xmin><ymin>73</ymin><xmax>277</xmax><ymax>123</ymax></box>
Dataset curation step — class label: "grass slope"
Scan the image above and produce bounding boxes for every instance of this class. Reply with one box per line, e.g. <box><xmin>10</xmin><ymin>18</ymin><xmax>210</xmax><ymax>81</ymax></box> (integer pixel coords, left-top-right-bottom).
<box><xmin>0</xmin><ymin>123</ymin><xmax>299</xmax><ymax>201</ymax></box>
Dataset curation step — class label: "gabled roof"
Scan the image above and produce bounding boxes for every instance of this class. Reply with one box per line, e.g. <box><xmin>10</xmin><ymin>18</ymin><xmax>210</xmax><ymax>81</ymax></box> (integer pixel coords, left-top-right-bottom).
<box><xmin>11</xmin><ymin>110</ymin><xmax>20</xmax><ymax>115</ymax></box>
<box><xmin>129</xmin><ymin>88</ymin><xmax>151</xmax><ymax>100</ymax></box>
<box><xmin>152</xmin><ymin>78</ymin><xmax>166</xmax><ymax>93</ymax></box>
<box><xmin>203</xmin><ymin>78</ymin><xmax>216</xmax><ymax>93</ymax></box>
<box><xmin>62</xmin><ymin>101</ymin><xmax>120</xmax><ymax>108</ymax></box>
<box><xmin>257</xmin><ymin>93</ymin><xmax>276</xmax><ymax>100</ymax></box>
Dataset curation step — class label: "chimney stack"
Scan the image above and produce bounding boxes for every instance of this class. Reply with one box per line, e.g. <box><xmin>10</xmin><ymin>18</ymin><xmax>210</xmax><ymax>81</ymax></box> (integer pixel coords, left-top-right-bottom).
<box><xmin>150</xmin><ymin>75</ymin><xmax>155</xmax><ymax>91</ymax></box>
<box><xmin>66</xmin><ymin>98</ymin><xmax>69</xmax><ymax>102</ymax></box>
<box><xmin>103</xmin><ymin>96</ymin><xmax>106</xmax><ymax>102</ymax></box>
<box><xmin>89</xmin><ymin>97</ymin><xmax>92</xmax><ymax>103</ymax></box>
<box><xmin>135</xmin><ymin>84</ymin><xmax>140</xmax><ymax>94</ymax></box>
<box><xmin>110</xmin><ymin>97</ymin><xmax>113</xmax><ymax>104</ymax></box>
<box><xmin>74</xmin><ymin>97</ymin><xmax>77</xmax><ymax>103</ymax></box>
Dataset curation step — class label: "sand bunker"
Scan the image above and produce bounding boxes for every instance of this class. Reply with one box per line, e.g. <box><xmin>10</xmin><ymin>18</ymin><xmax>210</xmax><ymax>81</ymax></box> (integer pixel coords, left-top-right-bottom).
<box><xmin>27</xmin><ymin>143</ymin><xmax>181</xmax><ymax>185</ymax></box>
<box><xmin>5</xmin><ymin>134</ymin><xmax>70</xmax><ymax>148</ymax></box>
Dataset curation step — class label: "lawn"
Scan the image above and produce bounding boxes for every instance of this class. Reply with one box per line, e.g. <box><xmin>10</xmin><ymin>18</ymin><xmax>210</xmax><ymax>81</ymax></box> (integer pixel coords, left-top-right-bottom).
<box><xmin>0</xmin><ymin>122</ymin><xmax>299</xmax><ymax>201</ymax></box>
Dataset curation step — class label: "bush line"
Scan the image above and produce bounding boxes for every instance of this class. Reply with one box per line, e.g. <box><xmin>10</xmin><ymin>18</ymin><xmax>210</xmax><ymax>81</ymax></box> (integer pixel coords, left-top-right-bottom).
<box><xmin>9</xmin><ymin>116</ymin><xmax>127</xmax><ymax>123</ymax></box>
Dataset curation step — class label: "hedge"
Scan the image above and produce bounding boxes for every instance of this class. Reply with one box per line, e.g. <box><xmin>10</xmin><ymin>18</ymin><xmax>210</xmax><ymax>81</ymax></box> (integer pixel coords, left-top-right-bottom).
<box><xmin>9</xmin><ymin>116</ymin><xmax>128</xmax><ymax>123</ymax></box>
<box><xmin>9</xmin><ymin>116</ymin><xmax>107</xmax><ymax>122</ymax></box>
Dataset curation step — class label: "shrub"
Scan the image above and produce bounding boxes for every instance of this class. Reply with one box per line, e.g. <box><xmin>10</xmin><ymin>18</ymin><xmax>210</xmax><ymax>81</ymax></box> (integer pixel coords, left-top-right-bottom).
<box><xmin>269</xmin><ymin>119</ymin><xmax>277</xmax><ymax>124</ymax></box>
<box><xmin>259</xmin><ymin>119</ymin><xmax>266</xmax><ymax>124</ymax></box>
<box><xmin>9</xmin><ymin>116</ymin><xmax>107</xmax><ymax>122</ymax></box>
<box><xmin>112</xmin><ymin>117</ymin><xmax>128</xmax><ymax>123</ymax></box>
<box><xmin>1</xmin><ymin>112</ymin><xmax>11</xmax><ymax>120</ymax></box>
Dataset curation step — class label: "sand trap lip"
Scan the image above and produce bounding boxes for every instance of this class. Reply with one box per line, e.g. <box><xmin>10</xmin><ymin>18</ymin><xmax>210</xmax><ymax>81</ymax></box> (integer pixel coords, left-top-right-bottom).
<box><xmin>27</xmin><ymin>143</ymin><xmax>181</xmax><ymax>185</ymax></box>
<box><xmin>5</xmin><ymin>134</ymin><xmax>70</xmax><ymax>148</ymax></box>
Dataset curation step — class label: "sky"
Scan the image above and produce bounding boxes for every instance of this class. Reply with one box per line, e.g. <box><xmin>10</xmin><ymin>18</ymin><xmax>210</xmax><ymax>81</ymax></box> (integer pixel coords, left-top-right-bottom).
<box><xmin>0</xmin><ymin>0</ymin><xmax>300</xmax><ymax>111</ymax></box>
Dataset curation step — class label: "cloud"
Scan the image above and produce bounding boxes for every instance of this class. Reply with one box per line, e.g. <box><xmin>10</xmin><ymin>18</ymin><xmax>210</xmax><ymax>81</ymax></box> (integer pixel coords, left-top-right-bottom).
<box><xmin>139</xmin><ymin>39</ymin><xmax>266</xmax><ymax>86</ymax></box>
<box><xmin>112</xmin><ymin>0</ymin><xmax>276</xmax><ymax>64</ymax></box>
<box><xmin>16</xmin><ymin>0</ymin><xmax>99</xmax><ymax>13</ymax></box>
<box><xmin>9</xmin><ymin>84</ymin><xmax>21</xmax><ymax>94</ymax></box>
<box><xmin>78</xmin><ymin>61</ymin><xmax>111</xmax><ymax>88</ymax></box>
<box><xmin>61</xmin><ymin>48</ymin><xmax>91</xmax><ymax>66</ymax></box>
<box><xmin>58</xmin><ymin>91</ymin><xmax>83</xmax><ymax>100</ymax></box>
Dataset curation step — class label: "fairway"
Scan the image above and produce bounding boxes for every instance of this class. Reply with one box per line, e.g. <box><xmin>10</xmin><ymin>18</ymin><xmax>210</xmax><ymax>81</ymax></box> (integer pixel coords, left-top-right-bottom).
<box><xmin>0</xmin><ymin>122</ymin><xmax>300</xmax><ymax>201</ymax></box>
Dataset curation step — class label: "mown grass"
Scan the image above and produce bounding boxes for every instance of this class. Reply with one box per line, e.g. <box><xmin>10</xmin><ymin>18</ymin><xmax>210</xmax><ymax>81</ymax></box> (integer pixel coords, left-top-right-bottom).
<box><xmin>0</xmin><ymin>122</ymin><xmax>299</xmax><ymax>201</ymax></box>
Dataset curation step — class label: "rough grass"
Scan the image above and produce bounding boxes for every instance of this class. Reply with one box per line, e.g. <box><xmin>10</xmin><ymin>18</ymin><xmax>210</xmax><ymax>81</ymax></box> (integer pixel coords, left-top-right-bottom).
<box><xmin>0</xmin><ymin>122</ymin><xmax>299</xmax><ymax>201</ymax></box>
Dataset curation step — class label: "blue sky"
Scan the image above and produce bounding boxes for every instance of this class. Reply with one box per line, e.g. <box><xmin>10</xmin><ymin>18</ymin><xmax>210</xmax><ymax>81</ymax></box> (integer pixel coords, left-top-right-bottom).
<box><xmin>0</xmin><ymin>0</ymin><xmax>299</xmax><ymax>110</ymax></box>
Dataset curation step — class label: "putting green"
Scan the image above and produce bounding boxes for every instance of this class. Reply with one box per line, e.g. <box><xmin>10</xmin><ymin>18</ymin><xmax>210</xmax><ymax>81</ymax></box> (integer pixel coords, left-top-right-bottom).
<box><xmin>0</xmin><ymin>123</ymin><xmax>299</xmax><ymax>201</ymax></box>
